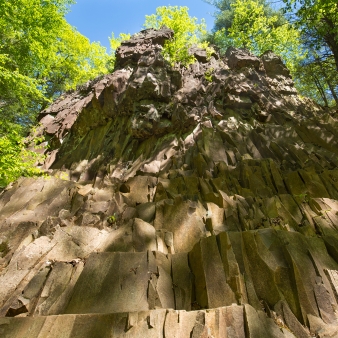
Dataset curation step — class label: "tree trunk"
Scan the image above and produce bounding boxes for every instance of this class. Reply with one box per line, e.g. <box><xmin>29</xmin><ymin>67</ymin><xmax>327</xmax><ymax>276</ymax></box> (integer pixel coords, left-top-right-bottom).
<box><xmin>323</xmin><ymin>16</ymin><xmax>338</xmax><ymax>72</ymax></box>
<box><xmin>327</xmin><ymin>79</ymin><xmax>338</xmax><ymax>106</ymax></box>
<box><xmin>313</xmin><ymin>73</ymin><xmax>329</xmax><ymax>106</ymax></box>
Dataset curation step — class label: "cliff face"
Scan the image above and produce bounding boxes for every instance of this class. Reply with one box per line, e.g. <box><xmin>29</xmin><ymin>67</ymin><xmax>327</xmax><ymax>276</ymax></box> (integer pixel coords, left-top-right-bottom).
<box><xmin>1</xmin><ymin>28</ymin><xmax>338</xmax><ymax>337</ymax></box>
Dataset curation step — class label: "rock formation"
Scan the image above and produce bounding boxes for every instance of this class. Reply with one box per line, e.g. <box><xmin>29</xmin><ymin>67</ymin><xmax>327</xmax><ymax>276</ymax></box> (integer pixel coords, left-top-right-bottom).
<box><xmin>1</xmin><ymin>27</ymin><xmax>338</xmax><ymax>337</ymax></box>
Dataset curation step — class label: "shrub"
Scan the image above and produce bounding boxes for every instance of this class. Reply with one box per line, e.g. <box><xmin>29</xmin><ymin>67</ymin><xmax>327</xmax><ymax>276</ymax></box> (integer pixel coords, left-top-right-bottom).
<box><xmin>0</xmin><ymin>122</ymin><xmax>44</xmax><ymax>188</ymax></box>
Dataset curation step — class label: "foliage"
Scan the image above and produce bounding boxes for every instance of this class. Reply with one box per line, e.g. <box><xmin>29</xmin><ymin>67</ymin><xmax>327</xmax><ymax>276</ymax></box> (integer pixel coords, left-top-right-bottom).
<box><xmin>108</xmin><ymin>32</ymin><xmax>131</xmax><ymax>69</ymax></box>
<box><xmin>0</xmin><ymin>0</ymin><xmax>67</xmax><ymax>126</ymax></box>
<box><xmin>205</xmin><ymin>0</ymin><xmax>287</xmax><ymax>33</ymax></box>
<box><xmin>144</xmin><ymin>6</ymin><xmax>213</xmax><ymax>66</ymax></box>
<box><xmin>109</xmin><ymin>33</ymin><xmax>131</xmax><ymax>51</ymax></box>
<box><xmin>207</xmin><ymin>0</ymin><xmax>338</xmax><ymax>106</ymax></box>
<box><xmin>43</xmin><ymin>21</ymin><xmax>111</xmax><ymax>101</ymax></box>
<box><xmin>0</xmin><ymin>55</ymin><xmax>46</xmax><ymax>127</ymax></box>
<box><xmin>211</xmin><ymin>0</ymin><xmax>304</xmax><ymax>73</ymax></box>
<box><xmin>107</xmin><ymin>212</ymin><xmax>120</xmax><ymax>226</ymax></box>
<box><xmin>283</xmin><ymin>0</ymin><xmax>338</xmax><ymax>68</ymax></box>
<box><xmin>0</xmin><ymin>0</ymin><xmax>110</xmax><ymax>128</ymax></box>
<box><xmin>0</xmin><ymin>0</ymin><xmax>112</xmax><ymax>187</ymax></box>
<box><xmin>204</xmin><ymin>67</ymin><xmax>215</xmax><ymax>82</ymax></box>
<box><xmin>0</xmin><ymin>122</ymin><xmax>44</xmax><ymax>188</ymax></box>
<box><xmin>293</xmin><ymin>51</ymin><xmax>338</xmax><ymax>106</ymax></box>
<box><xmin>282</xmin><ymin>0</ymin><xmax>338</xmax><ymax>106</ymax></box>
<box><xmin>107</xmin><ymin>214</ymin><xmax>117</xmax><ymax>224</ymax></box>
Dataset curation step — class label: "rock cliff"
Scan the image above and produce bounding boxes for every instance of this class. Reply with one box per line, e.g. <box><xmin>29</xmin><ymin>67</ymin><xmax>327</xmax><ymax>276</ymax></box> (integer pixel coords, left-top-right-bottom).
<box><xmin>1</xmin><ymin>28</ymin><xmax>338</xmax><ymax>337</ymax></box>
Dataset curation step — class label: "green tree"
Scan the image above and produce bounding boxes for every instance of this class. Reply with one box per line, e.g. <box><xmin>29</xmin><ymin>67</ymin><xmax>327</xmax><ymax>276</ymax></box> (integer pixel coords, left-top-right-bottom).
<box><xmin>143</xmin><ymin>6</ymin><xmax>212</xmax><ymax>66</ymax></box>
<box><xmin>283</xmin><ymin>0</ymin><xmax>338</xmax><ymax>71</ymax></box>
<box><xmin>0</xmin><ymin>0</ymin><xmax>110</xmax><ymax>129</ymax></box>
<box><xmin>282</xmin><ymin>0</ymin><xmax>338</xmax><ymax>106</ymax></box>
<box><xmin>206</xmin><ymin>0</ymin><xmax>286</xmax><ymax>34</ymax></box>
<box><xmin>210</xmin><ymin>0</ymin><xmax>303</xmax><ymax>73</ymax></box>
<box><xmin>41</xmin><ymin>21</ymin><xmax>110</xmax><ymax>104</ymax></box>
<box><xmin>293</xmin><ymin>50</ymin><xmax>338</xmax><ymax>106</ymax></box>
<box><xmin>0</xmin><ymin>122</ymin><xmax>44</xmax><ymax>188</ymax></box>
<box><xmin>0</xmin><ymin>0</ymin><xmax>111</xmax><ymax>187</ymax></box>
<box><xmin>208</xmin><ymin>0</ymin><xmax>337</xmax><ymax>106</ymax></box>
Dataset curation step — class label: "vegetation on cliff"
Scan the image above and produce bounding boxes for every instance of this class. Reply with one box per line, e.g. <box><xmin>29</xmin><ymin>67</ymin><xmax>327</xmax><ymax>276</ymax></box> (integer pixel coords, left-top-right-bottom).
<box><xmin>143</xmin><ymin>6</ymin><xmax>213</xmax><ymax>66</ymax></box>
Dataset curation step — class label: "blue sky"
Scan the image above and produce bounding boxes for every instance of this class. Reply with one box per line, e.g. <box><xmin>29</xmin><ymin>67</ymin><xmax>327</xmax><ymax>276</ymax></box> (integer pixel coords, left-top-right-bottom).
<box><xmin>66</xmin><ymin>0</ymin><xmax>216</xmax><ymax>51</ymax></box>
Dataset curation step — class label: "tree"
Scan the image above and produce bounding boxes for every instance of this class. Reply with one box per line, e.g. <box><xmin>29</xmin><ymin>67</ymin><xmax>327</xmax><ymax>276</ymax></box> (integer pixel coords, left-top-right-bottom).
<box><xmin>206</xmin><ymin>0</ymin><xmax>286</xmax><ymax>34</ymax></box>
<box><xmin>292</xmin><ymin>49</ymin><xmax>338</xmax><ymax>107</ymax></box>
<box><xmin>41</xmin><ymin>21</ymin><xmax>111</xmax><ymax>105</ymax></box>
<box><xmin>0</xmin><ymin>0</ymin><xmax>111</xmax><ymax>187</ymax></box>
<box><xmin>0</xmin><ymin>121</ymin><xmax>44</xmax><ymax>188</ymax></box>
<box><xmin>207</xmin><ymin>0</ymin><xmax>337</xmax><ymax>106</ymax></box>
<box><xmin>281</xmin><ymin>0</ymin><xmax>338</xmax><ymax>106</ymax></box>
<box><xmin>143</xmin><ymin>6</ymin><xmax>212</xmax><ymax>66</ymax></box>
<box><xmin>210</xmin><ymin>0</ymin><xmax>303</xmax><ymax>73</ymax></box>
<box><xmin>0</xmin><ymin>0</ymin><xmax>110</xmax><ymax>129</ymax></box>
<box><xmin>283</xmin><ymin>0</ymin><xmax>338</xmax><ymax>71</ymax></box>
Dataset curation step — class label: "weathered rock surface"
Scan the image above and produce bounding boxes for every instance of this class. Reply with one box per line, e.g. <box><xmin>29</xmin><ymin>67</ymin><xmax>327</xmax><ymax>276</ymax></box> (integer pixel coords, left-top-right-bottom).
<box><xmin>1</xmin><ymin>27</ymin><xmax>338</xmax><ymax>337</ymax></box>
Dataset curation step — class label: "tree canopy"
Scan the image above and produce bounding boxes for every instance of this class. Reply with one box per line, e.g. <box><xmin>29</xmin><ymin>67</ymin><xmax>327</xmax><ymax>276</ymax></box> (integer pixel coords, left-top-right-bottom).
<box><xmin>0</xmin><ymin>0</ymin><xmax>110</xmax><ymax>130</ymax></box>
<box><xmin>212</xmin><ymin>0</ymin><xmax>303</xmax><ymax>72</ymax></box>
<box><xmin>283</xmin><ymin>0</ymin><xmax>338</xmax><ymax>70</ymax></box>
<box><xmin>0</xmin><ymin>121</ymin><xmax>44</xmax><ymax>188</ymax></box>
<box><xmin>207</xmin><ymin>0</ymin><xmax>286</xmax><ymax>33</ymax></box>
<box><xmin>0</xmin><ymin>0</ymin><xmax>111</xmax><ymax>187</ymax></box>
<box><xmin>282</xmin><ymin>0</ymin><xmax>338</xmax><ymax>106</ymax></box>
<box><xmin>143</xmin><ymin>6</ymin><xmax>212</xmax><ymax>66</ymax></box>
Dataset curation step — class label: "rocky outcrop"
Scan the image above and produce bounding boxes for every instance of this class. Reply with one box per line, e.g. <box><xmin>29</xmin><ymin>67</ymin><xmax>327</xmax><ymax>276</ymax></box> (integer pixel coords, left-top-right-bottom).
<box><xmin>1</xmin><ymin>27</ymin><xmax>338</xmax><ymax>337</ymax></box>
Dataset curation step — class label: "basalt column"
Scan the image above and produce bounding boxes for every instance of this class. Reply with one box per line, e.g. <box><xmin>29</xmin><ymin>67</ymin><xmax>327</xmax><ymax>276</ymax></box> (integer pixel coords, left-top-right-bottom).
<box><xmin>1</xmin><ymin>28</ymin><xmax>338</xmax><ymax>338</ymax></box>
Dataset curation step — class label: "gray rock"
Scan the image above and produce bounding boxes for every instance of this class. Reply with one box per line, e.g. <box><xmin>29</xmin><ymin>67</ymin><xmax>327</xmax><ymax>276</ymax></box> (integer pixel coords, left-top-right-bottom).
<box><xmin>226</xmin><ymin>46</ymin><xmax>261</xmax><ymax>70</ymax></box>
<box><xmin>261</xmin><ymin>50</ymin><xmax>291</xmax><ymax>78</ymax></box>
